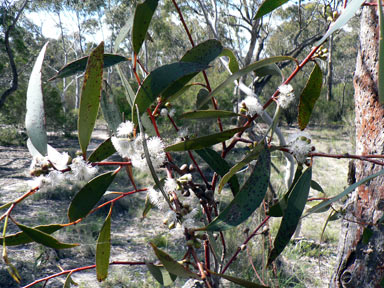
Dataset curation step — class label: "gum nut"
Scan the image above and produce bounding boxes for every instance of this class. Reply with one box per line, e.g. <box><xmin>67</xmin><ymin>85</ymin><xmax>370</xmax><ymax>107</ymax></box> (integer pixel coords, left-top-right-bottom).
<box><xmin>193</xmin><ymin>240</ymin><xmax>202</xmax><ymax>249</ymax></box>
<box><xmin>187</xmin><ymin>239</ymin><xmax>194</xmax><ymax>247</ymax></box>
<box><xmin>189</xmin><ymin>164</ymin><xmax>194</xmax><ymax>171</ymax></box>
<box><xmin>165</xmin><ymin>102</ymin><xmax>172</xmax><ymax>107</ymax></box>
<box><xmin>180</xmin><ymin>164</ymin><xmax>188</xmax><ymax>172</ymax></box>
<box><xmin>163</xmin><ymin>218</ymin><xmax>168</xmax><ymax>225</ymax></box>
<box><xmin>240</xmin><ymin>244</ymin><xmax>247</xmax><ymax>251</ymax></box>
<box><xmin>168</xmin><ymin>222</ymin><xmax>176</xmax><ymax>230</ymax></box>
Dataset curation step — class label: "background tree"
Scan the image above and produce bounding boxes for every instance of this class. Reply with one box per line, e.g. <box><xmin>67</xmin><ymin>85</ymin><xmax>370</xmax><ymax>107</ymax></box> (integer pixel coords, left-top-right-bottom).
<box><xmin>331</xmin><ymin>5</ymin><xmax>384</xmax><ymax>287</ymax></box>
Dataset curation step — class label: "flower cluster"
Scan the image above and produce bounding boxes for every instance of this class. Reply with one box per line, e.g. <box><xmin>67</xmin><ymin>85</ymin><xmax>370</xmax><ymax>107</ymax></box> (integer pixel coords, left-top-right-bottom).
<box><xmin>111</xmin><ymin>121</ymin><xmax>167</xmax><ymax>171</ymax></box>
<box><xmin>277</xmin><ymin>84</ymin><xmax>295</xmax><ymax>109</ymax></box>
<box><xmin>239</xmin><ymin>96</ymin><xmax>264</xmax><ymax>116</ymax></box>
<box><xmin>287</xmin><ymin>132</ymin><xmax>313</xmax><ymax>164</ymax></box>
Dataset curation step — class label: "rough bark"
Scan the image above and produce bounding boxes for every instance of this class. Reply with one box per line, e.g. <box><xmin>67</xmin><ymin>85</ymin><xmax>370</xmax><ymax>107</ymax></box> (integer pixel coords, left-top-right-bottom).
<box><xmin>330</xmin><ymin>6</ymin><xmax>384</xmax><ymax>288</ymax></box>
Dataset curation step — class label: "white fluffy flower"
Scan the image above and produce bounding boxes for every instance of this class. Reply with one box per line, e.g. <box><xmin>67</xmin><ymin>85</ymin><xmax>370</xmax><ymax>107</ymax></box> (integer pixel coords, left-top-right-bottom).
<box><xmin>169</xmin><ymin>108</ymin><xmax>176</xmax><ymax>117</ymax></box>
<box><xmin>68</xmin><ymin>156</ymin><xmax>98</xmax><ymax>182</ymax></box>
<box><xmin>240</xmin><ymin>96</ymin><xmax>264</xmax><ymax>115</ymax></box>
<box><xmin>47</xmin><ymin>170</ymin><xmax>65</xmax><ymax>186</ymax></box>
<box><xmin>148</xmin><ymin>188</ymin><xmax>162</xmax><ymax>207</ymax></box>
<box><xmin>288</xmin><ymin>132</ymin><xmax>313</xmax><ymax>164</ymax></box>
<box><xmin>178</xmin><ymin>128</ymin><xmax>189</xmax><ymax>139</ymax></box>
<box><xmin>28</xmin><ymin>175</ymin><xmax>49</xmax><ymax>189</ymax></box>
<box><xmin>178</xmin><ymin>173</ymin><xmax>192</xmax><ymax>183</ymax></box>
<box><xmin>129</xmin><ymin>135</ymin><xmax>166</xmax><ymax>171</ymax></box>
<box><xmin>165</xmin><ymin>210</ymin><xmax>178</xmax><ymax>224</ymax></box>
<box><xmin>278</xmin><ymin>84</ymin><xmax>295</xmax><ymax>109</ymax></box>
<box><xmin>116</xmin><ymin>121</ymin><xmax>134</xmax><ymax>137</ymax></box>
<box><xmin>111</xmin><ymin>136</ymin><xmax>134</xmax><ymax>159</ymax></box>
<box><xmin>164</xmin><ymin>178</ymin><xmax>178</xmax><ymax>194</ymax></box>
<box><xmin>160</xmin><ymin>108</ymin><xmax>168</xmax><ymax>116</ymax></box>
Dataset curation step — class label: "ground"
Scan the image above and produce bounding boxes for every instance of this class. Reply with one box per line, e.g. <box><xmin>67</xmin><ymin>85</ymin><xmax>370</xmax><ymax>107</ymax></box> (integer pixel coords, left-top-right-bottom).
<box><xmin>0</xmin><ymin>125</ymin><xmax>353</xmax><ymax>288</ymax></box>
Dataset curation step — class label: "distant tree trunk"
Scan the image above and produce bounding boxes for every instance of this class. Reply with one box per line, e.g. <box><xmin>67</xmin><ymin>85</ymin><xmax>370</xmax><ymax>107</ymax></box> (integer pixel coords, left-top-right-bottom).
<box><xmin>326</xmin><ymin>34</ymin><xmax>333</xmax><ymax>101</ymax></box>
<box><xmin>330</xmin><ymin>6</ymin><xmax>384</xmax><ymax>287</ymax></box>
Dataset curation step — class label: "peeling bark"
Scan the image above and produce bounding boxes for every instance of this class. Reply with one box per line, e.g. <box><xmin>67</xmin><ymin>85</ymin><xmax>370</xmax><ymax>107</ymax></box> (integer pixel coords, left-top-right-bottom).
<box><xmin>330</xmin><ymin>6</ymin><xmax>384</xmax><ymax>288</ymax></box>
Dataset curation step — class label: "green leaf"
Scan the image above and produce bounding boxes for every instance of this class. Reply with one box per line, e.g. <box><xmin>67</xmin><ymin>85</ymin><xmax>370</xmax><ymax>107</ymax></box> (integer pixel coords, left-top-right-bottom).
<box><xmin>311</xmin><ymin>180</ymin><xmax>324</xmax><ymax>194</ymax></box>
<box><xmin>88</xmin><ymin>138</ymin><xmax>116</xmax><ymax>163</ymax></box>
<box><xmin>48</xmin><ymin>54</ymin><xmax>129</xmax><ymax>81</ymax></box>
<box><xmin>197</xmin><ymin>56</ymin><xmax>295</xmax><ymax>109</ymax></box>
<box><xmin>267</xmin><ymin>167</ymin><xmax>312</xmax><ymax>266</ymax></box>
<box><xmin>305</xmin><ymin>168</ymin><xmax>384</xmax><ymax>216</ymax></box>
<box><xmin>255</xmin><ymin>0</ymin><xmax>289</xmax><ymax>19</ymax></box>
<box><xmin>379</xmin><ymin>0</ymin><xmax>384</xmax><ymax>104</ymax></box>
<box><xmin>268</xmin><ymin>165</ymin><xmax>304</xmax><ymax>217</ymax></box>
<box><xmin>101</xmin><ymin>82</ymin><xmax>123</xmax><ymax>134</ymax></box>
<box><xmin>220</xmin><ymin>48</ymin><xmax>239</xmax><ymax>74</ymax></box>
<box><xmin>254</xmin><ymin>63</ymin><xmax>282</xmax><ymax>78</ymax></box>
<box><xmin>298</xmin><ymin>62</ymin><xmax>323</xmax><ymax>130</ymax></box>
<box><xmin>96</xmin><ymin>206</ymin><xmax>112</xmax><ymax>282</ymax></box>
<box><xmin>208</xmin><ymin>270</ymin><xmax>269</xmax><ymax>288</ymax></box>
<box><xmin>78</xmin><ymin>42</ymin><xmax>104</xmax><ymax>158</ymax></box>
<box><xmin>142</xmin><ymin>194</ymin><xmax>155</xmax><ymax>218</ymax></box>
<box><xmin>150</xmin><ymin>243</ymin><xmax>200</xmax><ymax>279</ymax></box>
<box><xmin>196</xmin><ymin>88</ymin><xmax>210</xmax><ymax>109</ymax></box>
<box><xmin>68</xmin><ymin>170</ymin><xmax>117</xmax><ymax>222</ymax></box>
<box><xmin>16</xmin><ymin>223</ymin><xmax>78</xmax><ymax>249</ymax></box>
<box><xmin>202</xmin><ymin>146</ymin><xmax>270</xmax><ymax>231</ymax></box>
<box><xmin>315</xmin><ymin>0</ymin><xmax>365</xmax><ymax>46</ymax></box>
<box><xmin>0</xmin><ymin>224</ymin><xmax>64</xmax><ymax>246</ymax></box>
<box><xmin>132</xmin><ymin>0</ymin><xmax>159</xmax><ymax>55</ymax></box>
<box><xmin>162</xmin><ymin>39</ymin><xmax>223</xmax><ymax>101</ymax></box>
<box><xmin>195</xmin><ymin>148</ymin><xmax>240</xmax><ymax>196</ymax></box>
<box><xmin>165</xmin><ymin>127</ymin><xmax>245</xmax><ymax>152</ymax></box>
<box><xmin>362</xmin><ymin>227</ymin><xmax>374</xmax><ymax>245</ymax></box>
<box><xmin>132</xmin><ymin>62</ymin><xmax>208</xmax><ymax>124</ymax></box>
<box><xmin>25</xmin><ymin>42</ymin><xmax>48</xmax><ymax>156</ymax></box>
<box><xmin>146</xmin><ymin>262</ymin><xmax>177</xmax><ymax>286</ymax></box>
<box><xmin>113</xmin><ymin>14</ymin><xmax>134</xmax><ymax>53</ymax></box>
<box><xmin>181</xmin><ymin>110</ymin><xmax>240</xmax><ymax>120</ymax></box>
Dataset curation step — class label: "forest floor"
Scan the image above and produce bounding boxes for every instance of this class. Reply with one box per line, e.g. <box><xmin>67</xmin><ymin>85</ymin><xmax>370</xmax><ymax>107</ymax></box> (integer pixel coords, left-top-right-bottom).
<box><xmin>0</xmin><ymin>124</ymin><xmax>354</xmax><ymax>288</ymax></box>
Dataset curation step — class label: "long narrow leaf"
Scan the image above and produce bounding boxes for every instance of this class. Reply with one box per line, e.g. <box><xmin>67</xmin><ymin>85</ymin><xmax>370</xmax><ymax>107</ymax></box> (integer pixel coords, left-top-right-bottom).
<box><xmin>132</xmin><ymin>0</ymin><xmax>159</xmax><ymax>55</ymax></box>
<box><xmin>255</xmin><ymin>0</ymin><xmax>289</xmax><ymax>19</ymax></box>
<box><xmin>78</xmin><ymin>42</ymin><xmax>104</xmax><ymax>158</ymax></box>
<box><xmin>201</xmin><ymin>146</ymin><xmax>270</xmax><ymax>231</ymax></box>
<box><xmin>25</xmin><ymin>42</ymin><xmax>49</xmax><ymax>156</ymax></box>
<box><xmin>208</xmin><ymin>270</ymin><xmax>269</xmax><ymax>288</ymax></box>
<box><xmin>305</xmin><ymin>168</ymin><xmax>384</xmax><ymax>216</ymax></box>
<box><xmin>267</xmin><ymin>167</ymin><xmax>312</xmax><ymax>265</ymax></box>
<box><xmin>197</xmin><ymin>56</ymin><xmax>295</xmax><ymax>109</ymax></box>
<box><xmin>315</xmin><ymin>0</ymin><xmax>365</xmax><ymax>46</ymax></box>
<box><xmin>96</xmin><ymin>205</ymin><xmax>112</xmax><ymax>282</ymax></box>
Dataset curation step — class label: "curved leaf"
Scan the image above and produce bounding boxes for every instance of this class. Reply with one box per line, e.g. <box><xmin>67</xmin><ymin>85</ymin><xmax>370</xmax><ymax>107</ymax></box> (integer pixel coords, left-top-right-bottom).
<box><xmin>305</xmin><ymin>168</ymin><xmax>384</xmax><ymax>216</ymax></box>
<box><xmin>208</xmin><ymin>270</ymin><xmax>269</xmax><ymax>288</ymax></box>
<box><xmin>78</xmin><ymin>42</ymin><xmax>104</xmax><ymax>158</ymax></box>
<box><xmin>25</xmin><ymin>42</ymin><xmax>48</xmax><ymax>156</ymax></box>
<box><xmin>88</xmin><ymin>138</ymin><xmax>116</xmax><ymax>163</ymax></box>
<box><xmin>113</xmin><ymin>14</ymin><xmax>134</xmax><ymax>53</ymax></box>
<box><xmin>68</xmin><ymin>170</ymin><xmax>117</xmax><ymax>222</ymax></box>
<box><xmin>202</xmin><ymin>146</ymin><xmax>270</xmax><ymax>231</ymax></box>
<box><xmin>181</xmin><ymin>110</ymin><xmax>240</xmax><ymax>120</ymax></box>
<box><xmin>150</xmin><ymin>243</ymin><xmax>200</xmax><ymax>279</ymax></box>
<box><xmin>162</xmin><ymin>39</ymin><xmax>223</xmax><ymax>102</ymax></box>
<box><xmin>267</xmin><ymin>167</ymin><xmax>312</xmax><ymax>266</ymax></box>
<box><xmin>195</xmin><ymin>148</ymin><xmax>240</xmax><ymax>196</ymax></box>
<box><xmin>0</xmin><ymin>224</ymin><xmax>64</xmax><ymax>246</ymax></box>
<box><xmin>146</xmin><ymin>262</ymin><xmax>177</xmax><ymax>286</ymax></box>
<box><xmin>255</xmin><ymin>0</ymin><xmax>289</xmax><ymax>19</ymax></box>
<box><xmin>16</xmin><ymin>223</ymin><xmax>78</xmax><ymax>249</ymax></box>
<box><xmin>101</xmin><ymin>81</ymin><xmax>123</xmax><ymax>133</ymax></box>
<box><xmin>96</xmin><ymin>206</ymin><xmax>112</xmax><ymax>282</ymax></box>
<box><xmin>311</xmin><ymin>180</ymin><xmax>324</xmax><ymax>194</ymax></box>
<box><xmin>298</xmin><ymin>62</ymin><xmax>323</xmax><ymax>130</ymax></box>
<box><xmin>379</xmin><ymin>0</ymin><xmax>384</xmax><ymax>104</ymax></box>
<box><xmin>48</xmin><ymin>54</ymin><xmax>129</xmax><ymax>81</ymax></box>
<box><xmin>132</xmin><ymin>0</ymin><xmax>159</xmax><ymax>55</ymax></box>
<box><xmin>254</xmin><ymin>63</ymin><xmax>282</xmax><ymax>78</ymax></box>
<box><xmin>165</xmin><ymin>127</ymin><xmax>245</xmax><ymax>152</ymax></box>
<box><xmin>197</xmin><ymin>56</ymin><xmax>295</xmax><ymax>109</ymax></box>
<box><xmin>132</xmin><ymin>62</ymin><xmax>208</xmax><ymax>124</ymax></box>
<box><xmin>315</xmin><ymin>0</ymin><xmax>365</xmax><ymax>46</ymax></box>
<box><xmin>196</xmin><ymin>88</ymin><xmax>210</xmax><ymax>109</ymax></box>
<box><xmin>220</xmin><ymin>48</ymin><xmax>239</xmax><ymax>74</ymax></box>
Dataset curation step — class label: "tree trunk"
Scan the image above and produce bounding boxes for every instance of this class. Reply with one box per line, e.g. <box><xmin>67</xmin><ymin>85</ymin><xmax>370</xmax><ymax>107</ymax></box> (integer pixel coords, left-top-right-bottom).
<box><xmin>330</xmin><ymin>6</ymin><xmax>384</xmax><ymax>288</ymax></box>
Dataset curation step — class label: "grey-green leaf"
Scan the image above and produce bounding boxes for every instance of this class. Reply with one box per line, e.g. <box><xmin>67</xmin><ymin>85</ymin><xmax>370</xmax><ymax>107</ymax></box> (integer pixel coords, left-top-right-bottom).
<box><xmin>255</xmin><ymin>0</ymin><xmax>289</xmax><ymax>19</ymax></box>
<box><xmin>203</xmin><ymin>146</ymin><xmax>270</xmax><ymax>231</ymax></box>
<box><xmin>197</xmin><ymin>56</ymin><xmax>295</xmax><ymax>109</ymax></box>
<box><xmin>181</xmin><ymin>110</ymin><xmax>241</xmax><ymax>120</ymax></box>
<box><xmin>25</xmin><ymin>42</ymin><xmax>48</xmax><ymax>156</ymax></box>
<box><xmin>146</xmin><ymin>262</ymin><xmax>177</xmax><ymax>286</ymax></box>
<box><xmin>267</xmin><ymin>167</ymin><xmax>312</xmax><ymax>266</ymax></box>
<box><xmin>101</xmin><ymin>81</ymin><xmax>123</xmax><ymax>133</ymax></box>
<box><xmin>315</xmin><ymin>0</ymin><xmax>365</xmax><ymax>46</ymax></box>
<box><xmin>132</xmin><ymin>0</ymin><xmax>159</xmax><ymax>55</ymax></box>
<box><xmin>165</xmin><ymin>127</ymin><xmax>245</xmax><ymax>152</ymax></box>
<box><xmin>195</xmin><ymin>148</ymin><xmax>240</xmax><ymax>196</ymax></box>
<box><xmin>68</xmin><ymin>170</ymin><xmax>117</xmax><ymax>222</ymax></box>
<box><xmin>96</xmin><ymin>207</ymin><xmax>112</xmax><ymax>282</ymax></box>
